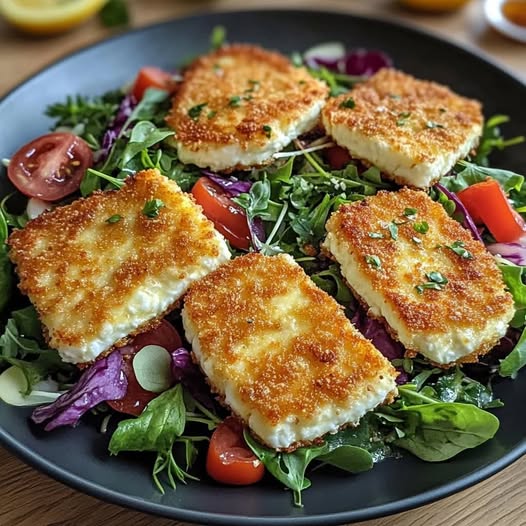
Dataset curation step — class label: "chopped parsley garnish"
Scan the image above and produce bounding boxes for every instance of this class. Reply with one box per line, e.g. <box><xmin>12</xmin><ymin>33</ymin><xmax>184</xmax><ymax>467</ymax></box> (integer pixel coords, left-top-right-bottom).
<box><xmin>105</xmin><ymin>214</ymin><xmax>122</xmax><ymax>224</ymax></box>
<box><xmin>247</xmin><ymin>80</ymin><xmax>261</xmax><ymax>92</ymax></box>
<box><xmin>426</xmin><ymin>121</ymin><xmax>445</xmax><ymax>129</ymax></box>
<box><xmin>229</xmin><ymin>96</ymin><xmax>242</xmax><ymax>107</ymax></box>
<box><xmin>188</xmin><ymin>103</ymin><xmax>207</xmax><ymax>120</ymax></box>
<box><xmin>415</xmin><ymin>271</ymin><xmax>448</xmax><ymax>294</ymax></box>
<box><xmin>403</xmin><ymin>207</ymin><xmax>417</xmax><ymax>219</ymax></box>
<box><xmin>365</xmin><ymin>255</ymin><xmax>381</xmax><ymax>269</ymax></box>
<box><xmin>447</xmin><ymin>240</ymin><xmax>473</xmax><ymax>259</ymax></box>
<box><xmin>396</xmin><ymin>112</ymin><xmax>411</xmax><ymax>126</ymax></box>
<box><xmin>413</xmin><ymin>221</ymin><xmax>429</xmax><ymax>234</ymax></box>
<box><xmin>142</xmin><ymin>199</ymin><xmax>165</xmax><ymax>218</ymax></box>
<box><xmin>368</xmin><ymin>232</ymin><xmax>384</xmax><ymax>239</ymax></box>
<box><xmin>389</xmin><ymin>93</ymin><xmax>401</xmax><ymax>100</ymax></box>
<box><xmin>262</xmin><ymin>125</ymin><xmax>272</xmax><ymax>138</ymax></box>
<box><xmin>339</xmin><ymin>98</ymin><xmax>356</xmax><ymax>109</ymax></box>
<box><xmin>387</xmin><ymin>222</ymin><xmax>398</xmax><ymax>240</ymax></box>
<box><xmin>207</xmin><ymin>110</ymin><xmax>217</xmax><ymax>119</ymax></box>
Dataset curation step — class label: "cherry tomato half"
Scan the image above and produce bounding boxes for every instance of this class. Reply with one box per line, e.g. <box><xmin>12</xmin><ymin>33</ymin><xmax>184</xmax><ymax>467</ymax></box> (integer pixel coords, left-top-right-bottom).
<box><xmin>206</xmin><ymin>417</ymin><xmax>265</xmax><ymax>486</ymax></box>
<box><xmin>191</xmin><ymin>177</ymin><xmax>251</xmax><ymax>250</ymax></box>
<box><xmin>324</xmin><ymin>145</ymin><xmax>352</xmax><ymax>170</ymax></box>
<box><xmin>107</xmin><ymin>320</ymin><xmax>182</xmax><ymax>416</ymax></box>
<box><xmin>7</xmin><ymin>132</ymin><xmax>93</xmax><ymax>202</ymax></box>
<box><xmin>131</xmin><ymin>67</ymin><xmax>175</xmax><ymax>101</ymax></box>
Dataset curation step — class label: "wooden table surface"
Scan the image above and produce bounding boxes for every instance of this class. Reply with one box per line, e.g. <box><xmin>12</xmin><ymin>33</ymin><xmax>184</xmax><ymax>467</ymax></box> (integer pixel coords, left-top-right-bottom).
<box><xmin>0</xmin><ymin>1</ymin><xmax>525</xmax><ymax>525</ymax></box>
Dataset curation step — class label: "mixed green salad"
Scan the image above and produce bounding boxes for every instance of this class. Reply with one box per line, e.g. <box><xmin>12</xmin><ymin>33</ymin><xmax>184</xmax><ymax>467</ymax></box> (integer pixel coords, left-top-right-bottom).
<box><xmin>0</xmin><ymin>30</ymin><xmax>525</xmax><ymax>507</ymax></box>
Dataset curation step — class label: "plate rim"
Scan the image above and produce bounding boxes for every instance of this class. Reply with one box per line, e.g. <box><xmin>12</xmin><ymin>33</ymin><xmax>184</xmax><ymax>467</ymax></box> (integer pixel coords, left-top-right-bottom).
<box><xmin>1</xmin><ymin>7</ymin><xmax>525</xmax><ymax>525</ymax></box>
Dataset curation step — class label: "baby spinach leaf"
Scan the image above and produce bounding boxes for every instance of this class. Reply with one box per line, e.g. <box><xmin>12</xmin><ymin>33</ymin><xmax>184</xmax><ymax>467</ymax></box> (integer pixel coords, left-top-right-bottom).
<box><xmin>498</xmin><ymin>263</ymin><xmax>526</xmax><ymax>328</ymax></box>
<box><xmin>317</xmin><ymin>445</ymin><xmax>373</xmax><ymax>472</ymax></box>
<box><xmin>499</xmin><ymin>325</ymin><xmax>526</xmax><ymax>378</ymax></box>
<box><xmin>393</xmin><ymin>402</ymin><xmax>499</xmax><ymax>462</ymax></box>
<box><xmin>12</xmin><ymin>306</ymin><xmax>44</xmax><ymax>343</ymax></box>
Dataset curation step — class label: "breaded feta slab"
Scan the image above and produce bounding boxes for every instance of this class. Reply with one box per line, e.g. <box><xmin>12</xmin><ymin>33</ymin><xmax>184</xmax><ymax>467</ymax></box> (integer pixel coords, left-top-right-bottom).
<box><xmin>182</xmin><ymin>253</ymin><xmax>397</xmax><ymax>451</ymax></box>
<box><xmin>322</xmin><ymin>69</ymin><xmax>483</xmax><ymax>188</ymax></box>
<box><xmin>324</xmin><ymin>187</ymin><xmax>514</xmax><ymax>365</ymax></box>
<box><xmin>167</xmin><ymin>44</ymin><xmax>329</xmax><ymax>172</ymax></box>
<box><xmin>8</xmin><ymin>169</ymin><xmax>230</xmax><ymax>364</ymax></box>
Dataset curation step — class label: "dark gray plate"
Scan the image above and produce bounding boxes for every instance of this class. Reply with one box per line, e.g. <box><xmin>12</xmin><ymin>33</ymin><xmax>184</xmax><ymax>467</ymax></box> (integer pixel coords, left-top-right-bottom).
<box><xmin>0</xmin><ymin>9</ymin><xmax>525</xmax><ymax>526</ymax></box>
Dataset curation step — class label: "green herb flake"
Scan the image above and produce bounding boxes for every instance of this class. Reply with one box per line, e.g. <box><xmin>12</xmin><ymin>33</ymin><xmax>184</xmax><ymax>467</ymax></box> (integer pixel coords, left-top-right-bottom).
<box><xmin>210</xmin><ymin>25</ymin><xmax>226</xmax><ymax>50</ymax></box>
<box><xmin>365</xmin><ymin>255</ymin><xmax>381</xmax><ymax>269</ymax></box>
<box><xmin>247</xmin><ymin>79</ymin><xmax>261</xmax><ymax>92</ymax></box>
<box><xmin>262</xmin><ymin>125</ymin><xmax>272</xmax><ymax>138</ymax></box>
<box><xmin>207</xmin><ymin>110</ymin><xmax>217</xmax><ymax>119</ymax></box>
<box><xmin>368</xmin><ymin>232</ymin><xmax>384</xmax><ymax>239</ymax></box>
<box><xmin>188</xmin><ymin>103</ymin><xmax>207</xmax><ymax>120</ymax></box>
<box><xmin>447</xmin><ymin>240</ymin><xmax>473</xmax><ymax>259</ymax></box>
<box><xmin>387</xmin><ymin>222</ymin><xmax>398</xmax><ymax>240</ymax></box>
<box><xmin>339</xmin><ymin>98</ymin><xmax>356</xmax><ymax>109</ymax></box>
<box><xmin>142</xmin><ymin>199</ymin><xmax>165</xmax><ymax>218</ymax></box>
<box><xmin>396</xmin><ymin>112</ymin><xmax>411</xmax><ymax>126</ymax></box>
<box><xmin>413</xmin><ymin>221</ymin><xmax>429</xmax><ymax>234</ymax></box>
<box><xmin>229</xmin><ymin>96</ymin><xmax>242</xmax><ymax>107</ymax></box>
<box><xmin>426</xmin><ymin>121</ymin><xmax>445</xmax><ymax>129</ymax></box>
<box><xmin>415</xmin><ymin>271</ymin><xmax>448</xmax><ymax>294</ymax></box>
<box><xmin>105</xmin><ymin>214</ymin><xmax>122</xmax><ymax>224</ymax></box>
<box><xmin>403</xmin><ymin>207</ymin><xmax>417</xmax><ymax>219</ymax></box>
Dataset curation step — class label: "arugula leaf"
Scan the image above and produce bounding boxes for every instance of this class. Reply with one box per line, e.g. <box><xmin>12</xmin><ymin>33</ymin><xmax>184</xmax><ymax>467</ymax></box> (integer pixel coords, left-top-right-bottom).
<box><xmin>311</xmin><ymin>264</ymin><xmax>353</xmax><ymax>304</ymax></box>
<box><xmin>0</xmin><ymin>209</ymin><xmax>12</xmax><ymax>313</ymax></box>
<box><xmin>12</xmin><ymin>306</ymin><xmax>44</xmax><ymax>343</ymax></box>
<box><xmin>1</xmin><ymin>194</ymin><xmax>28</xmax><ymax>229</ymax></box>
<box><xmin>499</xmin><ymin>326</ymin><xmax>526</xmax><ymax>378</ymax></box>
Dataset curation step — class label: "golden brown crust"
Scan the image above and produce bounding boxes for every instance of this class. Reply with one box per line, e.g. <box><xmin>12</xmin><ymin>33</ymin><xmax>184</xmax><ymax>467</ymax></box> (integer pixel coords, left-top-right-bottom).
<box><xmin>325</xmin><ymin>187</ymin><xmax>514</xmax><ymax>360</ymax></box>
<box><xmin>166</xmin><ymin>44</ymin><xmax>328</xmax><ymax>168</ymax></box>
<box><xmin>322</xmin><ymin>68</ymin><xmax>483</xmax><ymax>171</ymax></box>
<box><xmin>8</xmin><ymin>169</ymin><xmax>225</xmax><ymax>355</ymax></box>
<box><xmin>183</xmin><ymin>253</ymin><xmax>397</xmax><ymax>444</ymax></box>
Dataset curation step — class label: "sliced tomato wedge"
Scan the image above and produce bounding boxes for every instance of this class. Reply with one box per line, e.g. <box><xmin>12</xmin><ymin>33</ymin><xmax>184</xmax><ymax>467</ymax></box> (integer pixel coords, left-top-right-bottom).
<box><xmin>131</xmin><ymin>67</ymin><xmax>174</xmax><ymax>101</ymax></box>
<box><xmin>324</xmin><ymin>145</ymin><xmax>352</xmax><ymax>170</ymax></box>
<box><xmin>191</xmin><ymin>177</ymin><xmax>251</xmax><ymax>250</ymax></box>
<box><xmin>457</xmin><ymin>178</ymin><xmax>526</xmax><ymax>243</ymax></box>
<box><xmin>7</xmin><ymin>132</ymin><xmax>93</xmax><ymax>201</ymax></box>
<box><xmin>206</xmin><ymin>417</ymin><xmax>265</xmax><ymax>486</ymax></box>
<box><xmin>107</xmin><ymin>320</ymin><xmax>182</xmax><ymax>416</ymax></box>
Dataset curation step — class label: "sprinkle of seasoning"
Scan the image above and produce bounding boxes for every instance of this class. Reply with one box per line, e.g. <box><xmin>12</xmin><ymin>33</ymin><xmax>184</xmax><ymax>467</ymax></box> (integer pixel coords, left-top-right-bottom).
<box><xmin>142</xmin><ymin>199</ymin><xmax>165</xmax><ymax>218</ymax></box>
<box><xmin>229</xmin><ymin>95</ymin><xmax>242</xmax><ymax>107</ymax></box>
<box><xmin>403</xmin><ymin>207</ymin><xmax>417</xmax><ymax>219</ymax></box>
<box><xmin>447</xmin><ymin>240</ymin><xmax>473</xmax><ymax>259</ymax></box>
<box><xmin>396</xmin><ymin>112</ymin><xmax>411</xmax><ymax>126</ymax></box>
<box><xmin>106</xmin><ymin>214</ymin><xmax>122</xmax><ymax>224</ymax></box>
<box><xmin>339</xmin><ymin>98</ymin><xmax>356</xmax><ymax>109</ymax></box>
<box><xmin>388</xmin><ymin>222</ymin><xmax>398</xmax><ymax>240</ymax></box>
<box><xmin>426</xmin><ymin>121</ymin><xmax>445</xmax><ymax>129</ymax></box>
<box><xmin>415</xmin><ymin>271</ymin><xmax>448</xmax><ymax>294</ymax></box>
<box><xmin>365</xmin><ymin>255</ymin><xmax>381</xmax><ymax>269</ymax></box>
<box><xmin>207</xmin><ymin>110</ymin><xmax>217</xmax><ymax>119</ymax></box>
<box><xmin>262</xmin><ymin>125</ymin><xmax>272</xmax><ymax>138</ymax></box>
<box><xmin>188</xmin><ymin>103</ymin><xmax>207</xmax><ymax>120</ymax></box>
<box><xmin>368</xmin><ymin>232</ymin><xmax>384</xmax><ymax>239</ymax></box>
<box><xmin>413</xmin><ymin>221</ymin><xmax>429</xmax><ymax>234</ymax></box>
<box><xmin>247</xmin><ymin>79</ymin><xmax>261</xmax><ymax>92</ymax></box>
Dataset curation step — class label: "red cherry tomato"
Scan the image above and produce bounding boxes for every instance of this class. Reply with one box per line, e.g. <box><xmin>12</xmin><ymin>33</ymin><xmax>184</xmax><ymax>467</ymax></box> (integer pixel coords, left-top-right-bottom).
<box><xmin>107</xmin><ymin>320</ymin><xmax>182</xmax><ymax>416</ymax></box>
<box><xmin>7</xmin><ymin>132</ymin><xmax>93</xmax><ymax>201</ymax></box>
<box><xmin>191</xmin><ymin>177</ymin><xmax>251</xmax><ymax>250</ymax></box>
<box><xmin>131</xmin><ymin>67</ymin><xmax>175</xmax><ymax>101</ymax></box>
<box><xmin>324</xmin><ymin>145</ymin><xmax>352</xmax><ymax>170</ymax></box>
<box><xmin>206</xmin><ymin>417</ymin><xmax>265</xmax><ymax>486</ymax></box>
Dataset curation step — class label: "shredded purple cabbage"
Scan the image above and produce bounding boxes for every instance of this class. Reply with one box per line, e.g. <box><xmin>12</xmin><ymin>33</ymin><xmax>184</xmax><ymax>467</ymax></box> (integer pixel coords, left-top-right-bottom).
<box><xmin>170</xmin><ymin>348</ymin><xmax>215</xmax><ymax>409</ymax></box>
<box><xmin>306</xmin><ymin>48</ymin><xmax>392</xmax><ymax>77</ymax></box>
<box><xmin>351</xmin><ymin>307</ymin><xmax>409</xmax><ymax>384</ymax></box>
<box><xmin>31</xmin><ymin>351</ymin><xmax>127</xmax><ymax>431</ymax></box>
<box><xmin>434</xmin><ymin>183</ymin><xmax>483</xmax><ymax>242</ymax></box>
<box><xmin>96</xmin><ymin>94</ymin><xmax>137</xmax><ymax>163</ymax></box>
<box><xmin>487</xmin><ymin>241</ymin><xmax>526</xmax><ymax>266</ymax></box>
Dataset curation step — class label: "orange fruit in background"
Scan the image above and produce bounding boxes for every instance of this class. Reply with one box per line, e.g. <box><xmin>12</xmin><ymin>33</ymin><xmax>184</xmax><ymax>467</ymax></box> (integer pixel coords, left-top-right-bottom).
<box><xmin>0</xmin><ymin>0</ymin><xmax>107</xmax><ymax>35</ymax></box>
<box><xmin>399</xmin><ymin>0</ymin><xmax>472</xmax><ymax>12</ymax></box>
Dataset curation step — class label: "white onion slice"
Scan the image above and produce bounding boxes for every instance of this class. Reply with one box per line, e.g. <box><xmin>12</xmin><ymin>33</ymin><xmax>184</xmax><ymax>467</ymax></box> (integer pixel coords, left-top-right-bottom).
<box><xmin>26</xmin><ymin>197</ymin><xmax>52</xmax><ymax>219</ymax></box>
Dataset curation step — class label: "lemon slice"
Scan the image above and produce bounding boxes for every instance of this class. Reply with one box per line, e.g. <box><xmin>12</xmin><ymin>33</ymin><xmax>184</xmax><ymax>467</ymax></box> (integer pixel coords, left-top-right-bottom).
<box><xmin>399</xmin><ymin>0</ymin><xmax>471</xmax><ymax>12</ymax></box>
<box><xmin>0</xmin><ymin>0</ymin><xmax>108</xmax><ymax>35</ymax></box>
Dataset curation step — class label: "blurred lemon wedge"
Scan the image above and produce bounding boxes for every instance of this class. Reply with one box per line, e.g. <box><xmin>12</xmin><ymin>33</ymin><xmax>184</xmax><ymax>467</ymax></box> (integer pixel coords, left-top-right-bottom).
<box><xmin>0</xmin><ymin>0</ymin><xmax>107</xmax><ymax>35</ymax></box>
<box><xmin>399</xmin><ymin>0</ymin><xmax>471</xmax><ymax>12</ymax></box>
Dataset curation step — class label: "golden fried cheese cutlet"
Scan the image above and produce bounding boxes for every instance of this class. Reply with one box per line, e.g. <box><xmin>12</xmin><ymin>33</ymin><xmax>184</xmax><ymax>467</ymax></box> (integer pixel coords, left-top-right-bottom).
<box><xmin>167</xmin><ymin>44</ymin><xmax>329</xmax><ymax>172</ymax></box>
<box><xmin>8</xmin><ymin>169</ymin><xmax>230</xmax><ymax>364</ymax></box>
<box><xmin>323</xmin><ymin>187</ymin><xmax>515</xmax><ymax>365</ymax></box>
<box><xmin>182</xmin><ymin>253</ymin><xmax>397</xmax><ymax>451</ymax></box>
<box><xmin>322</xmin><ymin>68</ymin><xmax>483</xmax><ymax>188</ymax></box>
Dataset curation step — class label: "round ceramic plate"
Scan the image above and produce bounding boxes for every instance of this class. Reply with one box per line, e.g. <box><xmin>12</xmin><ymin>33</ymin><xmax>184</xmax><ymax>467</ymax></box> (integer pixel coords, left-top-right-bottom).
<box><xmin>0</xmin><ymin>9</ymin><xmax>525</xmax><ymax>526</ymax></box>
